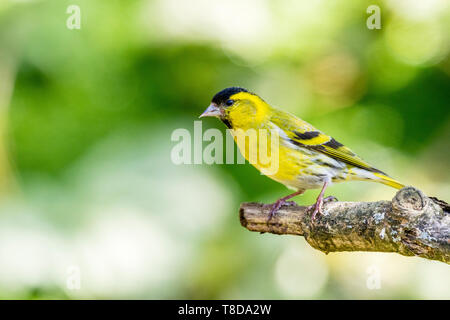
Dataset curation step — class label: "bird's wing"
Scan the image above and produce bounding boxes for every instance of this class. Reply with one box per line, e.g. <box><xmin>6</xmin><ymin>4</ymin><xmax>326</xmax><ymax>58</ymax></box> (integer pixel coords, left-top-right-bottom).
<box><xmin>270</xmin><ymin>112</ymin><xmax>387</xmax><ymax>175</ymax></box>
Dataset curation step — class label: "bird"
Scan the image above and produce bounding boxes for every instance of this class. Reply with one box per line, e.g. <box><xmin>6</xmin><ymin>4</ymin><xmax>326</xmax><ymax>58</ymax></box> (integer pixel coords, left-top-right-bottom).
<box><xmin>200</xmin><ymin>87</ymin><xmax>404</xmax><ymax>220</ymax></box>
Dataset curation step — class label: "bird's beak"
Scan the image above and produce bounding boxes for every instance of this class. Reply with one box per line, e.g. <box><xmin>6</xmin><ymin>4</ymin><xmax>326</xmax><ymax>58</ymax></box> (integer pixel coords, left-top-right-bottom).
<box><xmin>199</xmin><ymin>103</ymin><xmax>222</xmax><ymax>118</ymax></box>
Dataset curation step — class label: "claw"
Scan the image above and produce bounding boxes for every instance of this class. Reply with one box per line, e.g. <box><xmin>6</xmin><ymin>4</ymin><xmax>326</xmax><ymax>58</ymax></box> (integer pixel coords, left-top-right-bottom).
<box><xmin>308</xmin><ymin>180</ymin><xmax>335</xmax><ymax>221</ymax></box>
<box><xmin>266</xmin><ymin>199</ymin><xmax>298</xmax><ymax>221</ymax></box>
<box><xmin>311</xmin><ymin>200</ymin><xmax>323</xmax><ymax>220</ymax></box>
<box><xmin>267</xmin><ymin>200</ymin><xmax>283</xmax><ymax>221</ymax></box>
<box><xmin>265</xmin><ymin>190</ymin><xmax>305</xmax><ymax>222</ymax></box>
<box><xmin>309</xmin><ymin>195</ymin><xmax>338</xmax><ymax>220</ymax></box>
<box><xmin>323</xmin><ymin>195</ymin><xmax>338</xmax><ymax>203</ymax></box>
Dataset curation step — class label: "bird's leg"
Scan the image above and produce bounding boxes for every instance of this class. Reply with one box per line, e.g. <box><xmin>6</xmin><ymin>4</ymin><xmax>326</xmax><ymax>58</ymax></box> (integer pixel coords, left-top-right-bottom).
<box><xmin>266</xmin><ymin>189</ymin><xmax>305</xmax><ymax>221</ymax></box>
<box><xmin>309</xmin><ymin>180</ymin><xmax>335</xmax><ymax>220</ymax></box>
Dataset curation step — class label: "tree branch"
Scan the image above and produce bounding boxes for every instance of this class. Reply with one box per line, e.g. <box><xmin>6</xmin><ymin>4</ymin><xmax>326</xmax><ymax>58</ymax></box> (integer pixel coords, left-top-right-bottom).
<box><xmin>239</xmin><ymin>187</ymin><xmax>450</xmax><ymax>264</ymax></box>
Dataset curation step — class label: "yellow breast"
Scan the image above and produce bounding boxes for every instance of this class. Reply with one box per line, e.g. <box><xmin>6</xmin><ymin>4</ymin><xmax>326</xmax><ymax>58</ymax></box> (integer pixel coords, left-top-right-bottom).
<box><xmin>231</xmin><ymin>128</ymin><xmax>307</xmax><ymax>184</ymax></box>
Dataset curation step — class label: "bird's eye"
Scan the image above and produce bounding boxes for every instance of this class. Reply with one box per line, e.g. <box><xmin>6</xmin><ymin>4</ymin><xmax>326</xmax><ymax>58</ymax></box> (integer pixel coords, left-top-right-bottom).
<box><xmin>225</xmin><ymin>99</ymin><xmax>234</xmax><ymax>106</ymax></box>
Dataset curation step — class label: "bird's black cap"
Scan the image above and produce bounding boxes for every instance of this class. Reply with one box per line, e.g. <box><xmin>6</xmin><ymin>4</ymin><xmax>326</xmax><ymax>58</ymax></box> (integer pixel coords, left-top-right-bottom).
<box><xmin>211</xmin><ymin>87</ymin><xmax>249</xmax><ymax>104</ymax></box>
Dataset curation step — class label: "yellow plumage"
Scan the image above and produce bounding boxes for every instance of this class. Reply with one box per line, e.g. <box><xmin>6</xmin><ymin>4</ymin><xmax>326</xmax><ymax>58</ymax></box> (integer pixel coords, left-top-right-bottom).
<box><xmin>200</xmin><ymin>87</ymin><xmax>404</xmax><ymax>219</ymax></box>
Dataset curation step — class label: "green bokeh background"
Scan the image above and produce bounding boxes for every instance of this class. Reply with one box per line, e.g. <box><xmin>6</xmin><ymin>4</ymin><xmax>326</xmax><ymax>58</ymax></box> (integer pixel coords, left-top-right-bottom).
<box><xmin>0</xmin><ymin>0</ymin><xmax>449</xmax><ymax>299</ymax></box>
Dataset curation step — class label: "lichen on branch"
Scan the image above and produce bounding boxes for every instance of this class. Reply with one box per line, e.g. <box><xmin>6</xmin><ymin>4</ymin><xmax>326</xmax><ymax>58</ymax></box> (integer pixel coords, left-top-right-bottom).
<box><xmin>239</xmin><ymin>187</ymin><xmax>449</xmax><ymax>264</ymax></box>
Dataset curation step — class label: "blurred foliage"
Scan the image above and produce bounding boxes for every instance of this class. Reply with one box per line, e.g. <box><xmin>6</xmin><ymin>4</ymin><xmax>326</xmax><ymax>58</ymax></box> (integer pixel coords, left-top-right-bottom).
<box><xmin>0</xmin><ymin>0</ymin><xmax>449</xmax><ymax>299</ymax></box>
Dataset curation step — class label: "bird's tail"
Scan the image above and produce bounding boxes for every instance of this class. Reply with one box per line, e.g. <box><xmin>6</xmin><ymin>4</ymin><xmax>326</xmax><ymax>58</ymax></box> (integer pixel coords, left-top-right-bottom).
<box><xmin>375</xmin><ymin>173</ymin><xmax>448</xmax><ymax>212</ymax></box>
<box><xmin>374</xmin><ymin>173</ymin><xmax>405</xmax><ymax>189</ymax></box>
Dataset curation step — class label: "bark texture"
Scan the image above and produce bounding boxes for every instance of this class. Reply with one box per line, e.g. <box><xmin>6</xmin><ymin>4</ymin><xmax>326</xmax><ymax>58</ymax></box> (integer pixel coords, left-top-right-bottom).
<box><xmin>239</xmin><ymin>187</ymin><xmax>449</xmax><ymax>264</ymax></box>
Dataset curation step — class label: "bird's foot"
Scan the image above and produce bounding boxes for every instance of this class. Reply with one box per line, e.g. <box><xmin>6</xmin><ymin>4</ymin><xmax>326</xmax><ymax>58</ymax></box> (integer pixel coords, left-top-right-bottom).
<box><xmin>308</xmin><ymin>195</ymin><xmax>338</xmax><ymax>221</ymax></box>
<box><xmin>265</xmin><ymin>200</ymin><xmax>297</xmax><ymax>222</ymax></box>
<box><xmin>263</xmin><ymin>189</ymin><xmax>305</xmax><ymax>222</ymax></box>
<box><xmin>309</xmin><ymin>200</ymin><xmax>323</xmax><ymax>221</ymax></box>
<box><xmin>323</xmin><ymin>195</ymin><xmax>338</xmax><ymax>203</ymax></box>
